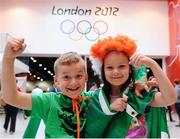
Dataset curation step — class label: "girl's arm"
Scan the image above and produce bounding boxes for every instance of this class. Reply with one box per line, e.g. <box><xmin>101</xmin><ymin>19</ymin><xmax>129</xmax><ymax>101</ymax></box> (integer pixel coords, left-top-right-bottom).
<box><xmin>129</xmin><ymin>54</ymin><xmax>177</xmax><ymax>107</ymax></box>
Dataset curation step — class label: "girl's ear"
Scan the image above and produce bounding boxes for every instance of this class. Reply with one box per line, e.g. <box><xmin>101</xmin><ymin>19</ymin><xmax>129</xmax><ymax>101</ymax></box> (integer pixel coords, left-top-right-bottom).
<box><xmin>85</xmin><ymin>74</ymin><xmax>88</xmax><ymax>82</ymax></box>
<box><xmin>129</xmin><ymin>66</ymin><xmax>132</xmax><ymax>74</ymax></box>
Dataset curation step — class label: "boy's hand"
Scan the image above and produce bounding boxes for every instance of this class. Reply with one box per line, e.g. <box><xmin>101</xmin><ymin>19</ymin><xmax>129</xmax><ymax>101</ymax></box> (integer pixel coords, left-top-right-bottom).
<box><xmin>110</xmin><ymin>97</ymin><xmax>127</xmax><ymax>112</ymax></box>
<box><xmin>4</xmin><ymin>37</ymin><xmax>26</xmax><ymax>59</ymax></box>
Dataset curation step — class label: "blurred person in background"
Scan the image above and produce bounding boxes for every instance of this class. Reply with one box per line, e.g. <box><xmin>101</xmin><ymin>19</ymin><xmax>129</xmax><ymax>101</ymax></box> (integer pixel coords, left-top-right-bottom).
<box><xmin>49</xmin><ymin>84</ymin><xmax>58</xmax><ymax>93</ymax></box>
<box><xmin>3</xmin><ymin>80</ymin><xmax>20</xmax><ymax>134</ymax></box>
<box><xmin>174</xmin><ymin>79</ymin><xmax>180</xmax><ymax>127</ymax></box>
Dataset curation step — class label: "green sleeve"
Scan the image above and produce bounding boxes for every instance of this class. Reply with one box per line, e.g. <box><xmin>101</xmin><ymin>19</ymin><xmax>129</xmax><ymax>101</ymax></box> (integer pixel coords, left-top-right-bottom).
<box><xmin>31</xmin><ymin>93</ymin><xmax>52</xmax><ymax>119</ymax></box>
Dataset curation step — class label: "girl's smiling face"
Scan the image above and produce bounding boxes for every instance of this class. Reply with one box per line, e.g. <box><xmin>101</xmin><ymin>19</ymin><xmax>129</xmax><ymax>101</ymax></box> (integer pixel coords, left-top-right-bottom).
<box><xmin>104</xmin><ymin>51</ymin><xmax>130</xmax><ymax>87</ymax></box>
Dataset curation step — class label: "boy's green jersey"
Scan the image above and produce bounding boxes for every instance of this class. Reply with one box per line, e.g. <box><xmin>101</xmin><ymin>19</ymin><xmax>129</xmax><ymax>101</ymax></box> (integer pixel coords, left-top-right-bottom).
<box><xmin>31</xmin><ymin>92</ymin><xmax>90</xmax><ymax>138</ymax></box>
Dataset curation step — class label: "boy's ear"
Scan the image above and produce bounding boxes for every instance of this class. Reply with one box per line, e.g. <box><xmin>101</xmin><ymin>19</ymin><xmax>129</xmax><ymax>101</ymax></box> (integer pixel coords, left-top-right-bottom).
<box><xmin>54</xmin><ymin>76</ymin><xmax>58</xmax><ymax>85</ymax></box>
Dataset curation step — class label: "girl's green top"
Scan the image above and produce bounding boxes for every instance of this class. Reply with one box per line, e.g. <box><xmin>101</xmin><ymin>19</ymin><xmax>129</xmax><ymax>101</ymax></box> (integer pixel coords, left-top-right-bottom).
<box><xmin>85</xmin><ymin>87</ymin><xmax>156</xmax><ymax>138</ymax></box>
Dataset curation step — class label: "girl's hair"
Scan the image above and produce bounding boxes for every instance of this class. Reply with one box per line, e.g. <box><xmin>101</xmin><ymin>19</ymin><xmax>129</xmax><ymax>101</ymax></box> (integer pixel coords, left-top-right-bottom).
<box><xmin>101</xmin><ymin>63</ymin><xmax>135</xmax><ymax>103</ymax></box>
<box><xmin>90</xmin><ymin>35</ymin><xmax>137</xmax><ymax>62</ymax></box>
<box><xmin>54</xmin><ymin>52</ymin><xmax>85</xmax><ymax>75</ymax></box>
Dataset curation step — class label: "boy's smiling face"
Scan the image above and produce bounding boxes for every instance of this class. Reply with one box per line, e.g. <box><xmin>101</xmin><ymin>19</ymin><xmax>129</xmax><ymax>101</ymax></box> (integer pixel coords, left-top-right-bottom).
<box><xmin>54</xmin><ymin>61</ymin><xmax>88</xmax><ymax>99</ymax></box>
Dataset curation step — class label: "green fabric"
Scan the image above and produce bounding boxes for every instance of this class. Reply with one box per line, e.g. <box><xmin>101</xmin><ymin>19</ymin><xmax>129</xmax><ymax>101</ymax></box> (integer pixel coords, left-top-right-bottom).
<box><xmin>23</xmin><ymin>116</ymin><xmax>41</xmax><ymax>138</ymax></box>
<box><xmin>24</xmin><ymin>110</ymin><xmax>31</xmax><ymax>117</ymax></box>
<box><xmin>134</xmin><ymin>66</ymin><xmax>147</xmax><ymax>82</ymax></box>
<box><xmin>23</xmin><ymin>107</ymin><xmax>40</xmax><ymax>138</ymax></box>
<box><xmin>85</xmin><ymin>89</ymin><xmax>115</xmax><ymax>137</ymax></box>
<box><xmin>31</xmin><ymin>92</ymin><xmax>90</xmax><ymax>138</ymax></box>
<box><xmin>85</xmin><ymin>88</ymin><xmax>155</xmax><ymax>138</ymax></box>
<box><xmin>103</xmin><ymin>110</ymin><xmax>132</xmax><ymax>137</ymax></box>
<box><xmin>145</xmin><ymin>107</ymin><xmax>169</xmax><ymax>138</ymax></box>
<box><xmin>104</xmin><ymin>89</ymin><xmax>155</xmax><ymax>138</ymax></box>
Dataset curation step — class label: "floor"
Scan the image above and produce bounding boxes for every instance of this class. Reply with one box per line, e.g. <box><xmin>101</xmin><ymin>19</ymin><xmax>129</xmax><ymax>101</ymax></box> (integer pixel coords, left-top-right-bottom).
<box><xmin>0</xmin><ymin>110</ymin><xmax>180</xmax><ymax>138</ymax></box>
<box><xmin>0</xmin><ymin>111</ymin><xmax>29</xmax><ymax>138</ymax></box>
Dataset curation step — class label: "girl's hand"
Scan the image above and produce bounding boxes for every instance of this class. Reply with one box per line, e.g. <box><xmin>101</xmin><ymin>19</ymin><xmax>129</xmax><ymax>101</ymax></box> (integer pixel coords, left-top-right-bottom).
<box><xmin>147</xmin><ymin>77</ymin><xmax>159</xmax><ymax>87</ymax></box>
<box><xmin>4</xmin><ymin>37</ymin><xmax>26</xmax><ymax>59</ymax></box>
<box><xmin>110</xmin><ymin>97</ymin><xmax>127</xmax><ymax>112</ymax></box>
<box><xmin>134</xmin><ymin>83</ymin><xmax>149</xmax><ymax>98</ymax></box>
<box><xmin>129</xmin><ymin>53</ymin><xmax>155</xmax><ymax>68</ymax></box>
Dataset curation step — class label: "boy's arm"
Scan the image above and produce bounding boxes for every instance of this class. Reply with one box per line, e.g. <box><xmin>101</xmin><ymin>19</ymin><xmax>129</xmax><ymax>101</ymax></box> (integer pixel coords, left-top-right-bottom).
<box><xmin>1</xmin><ymin>37</ymin><xmax>32</xmax><ymax>110</ymax></box>
<box><xmin>129</xmin><ymin>54</ymin><xmax>177</xmax><ymax>107</ymax></box>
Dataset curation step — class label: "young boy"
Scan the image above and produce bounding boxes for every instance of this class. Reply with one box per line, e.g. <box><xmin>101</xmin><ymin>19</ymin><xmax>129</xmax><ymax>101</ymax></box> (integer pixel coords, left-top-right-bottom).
<box><xmin>1</xmin><ymin>38</ymin><xmax>90</xmax><ymax>138</ymax></box>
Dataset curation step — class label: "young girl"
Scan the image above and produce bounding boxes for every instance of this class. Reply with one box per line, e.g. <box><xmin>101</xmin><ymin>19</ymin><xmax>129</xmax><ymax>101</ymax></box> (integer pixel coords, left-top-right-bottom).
<box><xmin>85</xmin><ymin>35</ymin><xmax>176</xmax><ymax>138</ymax></box>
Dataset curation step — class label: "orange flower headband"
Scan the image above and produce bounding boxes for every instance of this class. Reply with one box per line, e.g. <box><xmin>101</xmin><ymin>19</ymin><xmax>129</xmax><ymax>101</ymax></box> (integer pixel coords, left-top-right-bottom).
<box><xmin>90</xmin><ymin>35</ymin><xmax>137</xmax><ymax>61</ymax></box>
<box><xmin>90</xmin><ymin>35</ymin><xmax>137</xmax><ymax>75</ymax></box>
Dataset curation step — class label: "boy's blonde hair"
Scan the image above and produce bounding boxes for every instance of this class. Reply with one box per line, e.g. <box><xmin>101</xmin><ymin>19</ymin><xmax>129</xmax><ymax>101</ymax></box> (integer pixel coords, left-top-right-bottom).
<box><xmin>54</xmin><ymin>52</ymin><xmax>85</xmax><ymax>75</ymax></box>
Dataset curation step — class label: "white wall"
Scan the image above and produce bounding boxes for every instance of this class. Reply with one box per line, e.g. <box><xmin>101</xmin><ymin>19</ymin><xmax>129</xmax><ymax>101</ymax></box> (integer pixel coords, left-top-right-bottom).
<box><xmin>0</xmin><ymin>0</ymin><xmax>169</xmax><ymax>57</ymax></box>
<box><xmin>0</xmin><ymin>53</ymin><xmax>29</xmax><ymax>77</ymax></box>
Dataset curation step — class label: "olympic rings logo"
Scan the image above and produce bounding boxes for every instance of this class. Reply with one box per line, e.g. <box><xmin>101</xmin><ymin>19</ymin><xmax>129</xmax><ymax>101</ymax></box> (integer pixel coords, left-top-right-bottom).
<box><xmin>60</xmin><ymin>19</ymin><xmax>108</xmax><ymax>41</ymax></box>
